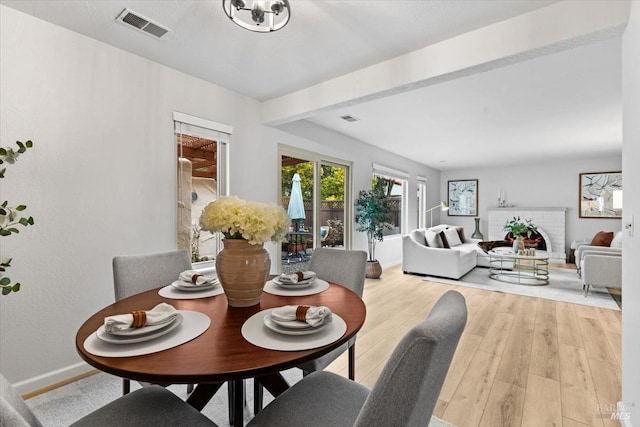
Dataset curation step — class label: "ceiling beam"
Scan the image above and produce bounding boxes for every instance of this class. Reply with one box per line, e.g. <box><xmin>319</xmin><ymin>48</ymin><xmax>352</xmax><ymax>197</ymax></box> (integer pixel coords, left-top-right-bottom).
<box><xmin>262</xmin><ymin>0</ymin><xmax>629</xmax><ymax>126</ymax></box>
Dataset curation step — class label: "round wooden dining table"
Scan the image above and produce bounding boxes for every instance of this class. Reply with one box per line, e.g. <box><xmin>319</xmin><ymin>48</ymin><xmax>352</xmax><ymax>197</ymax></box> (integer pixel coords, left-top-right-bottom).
<box><xmin>75</xmin><ymin>283</ymin><xmax>366</xmax><ymax>426</ymax></box>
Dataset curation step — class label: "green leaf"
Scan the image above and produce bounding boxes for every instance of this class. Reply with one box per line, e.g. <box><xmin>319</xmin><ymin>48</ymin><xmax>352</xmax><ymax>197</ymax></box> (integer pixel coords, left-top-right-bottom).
<box><xmin>27</xmin><ymin>217</ymin><xmax>34</xmax><ymax>225</ymax></box>
<box><xmin>1</xmin><ymin>201</ymin><xmax>7</xmax><ymax>208</ymax></box>
<box><xmin>8</xmin><ymin>212</ymin><xmax>15</xmax><ymax>221</ymax></box>
<box><xmin>6</xmin><ymin>228</ymin><xmax>19</xmax><ymax>234</ymax></box>
<box><xmin>25</xmin><ymin>140</ymin><xmax>33</xmax><ymax>148</ymax></box>
<box><xmin>2</xmin><ymin>287</ymin><xmax>11</xmax><ymax>295</ymax></box>
<box><xmin>16</xmin><ymin>205</ymin><xmax>26</xmax><ymax>211</ymax></box>
<box><xmin>0</xmin><ymin>277</ymin><xmax>10</xmax><ymax>286</ymax></box>
<box><xmin>0</xmin><ymin>148</ymin><xmax>6</xmax><ymax>155</ymax></box>
<box><xmin>12</xmin><ymin>283</ymin><xmax>20</xmax><ymax>292</ymax></box>
<box><xmin>19</xmin><ymin>218</ymin><xmax>30</xmax><ymax>226</ymax></box>
<box><xmin>0</xmin><ymin>208</ymin><xmax>6</xmax><ymax>215</ymax></box>
<box><xmin>0</xmin><ymin>230</ymin><xmax>12</xmax><ymax>237</ymax></box>
<box><xmin>0</xmin><ymin>168</ymin><xmax>5</xmax><ymax>178</ymax></box>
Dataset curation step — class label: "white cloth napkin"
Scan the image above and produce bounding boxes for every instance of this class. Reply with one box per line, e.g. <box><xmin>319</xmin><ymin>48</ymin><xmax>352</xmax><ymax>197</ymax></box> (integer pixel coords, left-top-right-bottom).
<box><xmin>270</xmin><ymin>305</ymin><xmax>332</xmax><ymax>327</ymax></box>
<box><xmin>104</xmin><ymin>303</ymin><xmax>177</xmax><ymax>332</ymax></box>
<box><xmin>178</xmin><ymin>270</ymin><xmax>218</xmax><ymax>287</ymax></box>
<box><xmin>278</xmin><ymin>271</ymin><xmax>317</xmax><ymax>284</ymax></box>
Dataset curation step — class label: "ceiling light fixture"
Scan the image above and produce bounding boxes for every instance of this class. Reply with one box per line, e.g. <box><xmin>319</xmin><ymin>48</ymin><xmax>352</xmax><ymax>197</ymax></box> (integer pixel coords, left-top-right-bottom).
<box><xmin>222</xmin><ymin>0</ymin><xmax>290</xmax><ymax>33</ymax></box>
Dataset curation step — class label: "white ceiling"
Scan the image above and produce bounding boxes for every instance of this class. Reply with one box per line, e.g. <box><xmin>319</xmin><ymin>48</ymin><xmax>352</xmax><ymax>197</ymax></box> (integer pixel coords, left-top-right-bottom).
<box><xmin>0</xmin><ymin>0</ymin><xmax>623</xmax><ymax>170</ymax></box>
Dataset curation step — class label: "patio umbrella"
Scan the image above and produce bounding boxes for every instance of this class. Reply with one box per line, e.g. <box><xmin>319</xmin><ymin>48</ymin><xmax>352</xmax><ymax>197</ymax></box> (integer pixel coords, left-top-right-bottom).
<box><xmin>287</xmin><ymin>173</ymin><xmax>306</xmax><ymax>228</ymax></box>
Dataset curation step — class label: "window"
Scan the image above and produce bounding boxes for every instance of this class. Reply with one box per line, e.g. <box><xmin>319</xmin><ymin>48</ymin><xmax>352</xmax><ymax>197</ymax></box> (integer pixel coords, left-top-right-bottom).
<box><xmin>372</xmin><ymin>164</ymin><xmax>408</xmax><ymax>236</ymax></box>
<box><xmin>417</xmin><ymin>176</ymin><xmax>427</xmax><ymax>229</ymax></box>
<box><xmin>174</xmin><ymin>112</ymin><xmax>230</xmax><ymax>263</ymax></box>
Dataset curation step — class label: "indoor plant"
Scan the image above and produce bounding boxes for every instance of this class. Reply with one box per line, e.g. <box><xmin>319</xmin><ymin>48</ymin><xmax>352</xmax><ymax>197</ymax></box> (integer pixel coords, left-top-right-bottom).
<box><xmin>355</xmin><ymin>179</ymin><xmax>393</xmax><ymax>279</ymax></box>
<box><xmin>503</xmin><ymin>216</ymin><xmax>538</xmax><ymax>253</ymax></box>
<box><xmin>1</xmin><ymin>140</ymin><xmax>34</xmax><ymax>296</ymax></box>
<box><xmin>199</xmin><ymin>196</ymin><xmax>289</xmax><ymax>307</ymax></box>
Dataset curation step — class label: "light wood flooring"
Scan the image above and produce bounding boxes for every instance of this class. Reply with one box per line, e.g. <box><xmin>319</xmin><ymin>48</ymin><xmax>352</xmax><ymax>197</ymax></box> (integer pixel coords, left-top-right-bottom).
<box><xmin>325</xmin><ymin>264</ymin><xmax>622</xmax><ymax>427</ymax></box>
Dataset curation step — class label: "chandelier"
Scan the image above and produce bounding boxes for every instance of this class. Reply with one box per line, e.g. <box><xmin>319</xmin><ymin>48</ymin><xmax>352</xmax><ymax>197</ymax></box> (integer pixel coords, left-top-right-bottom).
<box><xmin>222</xmin><ymin>0</ymin><xmax>291</xmax><ymax>33</ymax></box>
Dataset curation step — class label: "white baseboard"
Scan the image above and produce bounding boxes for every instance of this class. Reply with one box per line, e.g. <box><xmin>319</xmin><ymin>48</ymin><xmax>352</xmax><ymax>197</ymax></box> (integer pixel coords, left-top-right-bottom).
<box><xmin>13</xmin><ymin>362</ymin><xmax>94</xmax><ymax>395</ymax></box>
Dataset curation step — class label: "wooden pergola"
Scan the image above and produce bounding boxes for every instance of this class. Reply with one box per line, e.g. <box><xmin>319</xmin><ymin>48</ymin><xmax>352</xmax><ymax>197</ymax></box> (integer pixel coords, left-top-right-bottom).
<box><xmin>177</xmin><ymin>134</ymin><xmax>217</xmax><ymax>179</ymax></box>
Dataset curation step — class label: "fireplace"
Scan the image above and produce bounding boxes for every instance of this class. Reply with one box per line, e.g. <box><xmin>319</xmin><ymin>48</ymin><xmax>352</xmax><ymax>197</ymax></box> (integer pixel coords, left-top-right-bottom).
<box><xmin>488</xmin><ymin>208</ymin><xmax>567</xmax><ymax>263</ymax></box>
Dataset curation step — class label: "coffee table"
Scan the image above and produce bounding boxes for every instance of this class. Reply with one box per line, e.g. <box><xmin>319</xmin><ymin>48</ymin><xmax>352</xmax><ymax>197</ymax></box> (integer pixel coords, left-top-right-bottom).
<box><xmin>488</xmin><ymin>249</ymin><xmax>549</xmax><ymax>285</ymax></box>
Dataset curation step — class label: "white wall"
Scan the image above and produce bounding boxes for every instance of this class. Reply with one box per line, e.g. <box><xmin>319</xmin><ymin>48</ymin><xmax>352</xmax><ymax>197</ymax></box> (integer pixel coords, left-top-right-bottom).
<box><xmin>0</xmin><ymin>6</ymin><xmax>438</xmax><ymax>391</ymax></box>
<box><xmin>440</xmin><ymin>156</ymin><xmax>622</xmax><ymax>256</ymax></box>
<box><xmin>0</xmin><ymin>5</ymin><xmax>259</xmax><ymax>389</ymax></box>
<box><xmin>622</xmin><ymin>2</ymin><xmax>639</xmax><ymax>424</ymax></box>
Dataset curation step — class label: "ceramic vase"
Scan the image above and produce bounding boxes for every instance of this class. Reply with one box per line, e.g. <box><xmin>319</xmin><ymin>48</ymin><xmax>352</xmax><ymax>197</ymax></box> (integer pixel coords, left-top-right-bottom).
<box><xmin>216</xmin><ymin>238</ymin><xmax>270</xmax><ymax>307</ymax></box>
<box><xmin>471</xmin><ymin>217</ymin><xmax>484</xmax><ymax>239</ymax></box>
<box><xmin>512</xmin><ymin>237</ymin><xmax>525</xmax><ymax>253</ymax></box>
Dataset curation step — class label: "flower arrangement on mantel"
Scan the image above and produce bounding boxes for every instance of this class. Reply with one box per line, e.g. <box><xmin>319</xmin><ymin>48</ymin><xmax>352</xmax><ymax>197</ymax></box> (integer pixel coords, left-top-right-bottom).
<box><xmin>503</xmin><ymin>216</ymin><xmax>538</xmax><ymax>239</ymax></box>
<box><xmin>199</xmin><ymin>196</ymin><xmax>290</xmax><ymax>245</ymax></box>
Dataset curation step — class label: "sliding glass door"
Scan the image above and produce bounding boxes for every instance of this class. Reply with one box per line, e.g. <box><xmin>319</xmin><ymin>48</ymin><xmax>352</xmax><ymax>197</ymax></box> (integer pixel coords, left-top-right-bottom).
<box><xmin>279</xmin><ymin>147</ymin><xmax>351</xmax><ymax>273</ymax></box>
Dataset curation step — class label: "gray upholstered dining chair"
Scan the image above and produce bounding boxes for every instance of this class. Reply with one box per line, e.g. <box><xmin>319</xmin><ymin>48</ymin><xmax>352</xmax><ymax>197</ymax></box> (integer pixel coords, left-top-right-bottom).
<box><xmin>254</xmin><ymin>248</ymin><xmax>367</xmax><ymax>413</ymax></box>
<box><xmin>299</xmin><ymin>248</ymin><xmax>367</xmax><ymax>377</ymax></box>
<box><xmin>113</xmin><ymin>249</ymin><xmax>241</xmax><ymax>424</ymax></box>
<box><xmin>247</xmin><ymin>290</ymin><xmax>467</xmax><ymax>427</ymax></box>
<box><xmin>0</xmin><ymin>372</ymin><xmax>218</xmax><ymax>427</ymax></box>
<box><xmin>112</xmin><ymin>249</ymin><xmax>193</xmax><ymax>395</ymax></box>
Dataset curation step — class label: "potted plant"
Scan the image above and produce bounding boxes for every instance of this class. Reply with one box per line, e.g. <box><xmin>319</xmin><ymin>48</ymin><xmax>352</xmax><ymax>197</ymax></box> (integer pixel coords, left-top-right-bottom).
<box><xmin>355</xmin><ymin>179</ymin><xmax>393</xmax><ymax>279</ymax></box>
<box><xmin>503</xmin><ymin>216</ymin><xmax>538</xmax><ymax>253</ymax></box>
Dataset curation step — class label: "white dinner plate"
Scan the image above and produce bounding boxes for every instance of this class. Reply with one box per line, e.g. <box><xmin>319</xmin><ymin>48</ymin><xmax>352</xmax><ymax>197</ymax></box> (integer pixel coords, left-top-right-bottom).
<box><xmin>97</xmin><ymin>314</ymin><xmax>183</xmax><ymax>344</ymax></box>
<box><xmin>263</xmin><ymin>314</ymin><xmax>331</xmax><ymax>336</ymax></box>
<box><xmin>109</xmin><ymin>315</ymin><xmax>178</xmax><ymax>336</ymax></box>
<box><xmin>272</xmin><ymin>277</ymin><xmax>316</xmax><ymax>289</ymax></box>
<box><xmin>171</xmin><ymin>279</ymin><xmax>219</xmax><ymax>292</ymax></box>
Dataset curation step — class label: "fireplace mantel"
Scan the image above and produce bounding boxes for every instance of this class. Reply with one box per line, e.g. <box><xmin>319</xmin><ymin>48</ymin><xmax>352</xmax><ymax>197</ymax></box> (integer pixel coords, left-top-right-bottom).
<box><xmin>487</xmin><ymin>207</ymin><xmax>567</xmax><ymax>263</ymax></box>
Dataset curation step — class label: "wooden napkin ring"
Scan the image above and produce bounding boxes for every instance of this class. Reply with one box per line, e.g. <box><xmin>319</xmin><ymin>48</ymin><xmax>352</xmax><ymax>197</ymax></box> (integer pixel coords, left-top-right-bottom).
<box><xmin>296</xmin><ymin>305</ymin><xmax>310</xmax><ymax>322</ymax></box>
<box><xmin>296</xmin><ymin>271</ymin><xmax>304</xmax><ymax>281</ymax></box>
<box><xmin>131</xmin><ymin>310</ymin><xmax>146</xmax><ymax>328</ymax></box>
<box><xmin>191</xmin><ymin>274</ymin><xmax>203</xmax><ymax>284</ymax></box>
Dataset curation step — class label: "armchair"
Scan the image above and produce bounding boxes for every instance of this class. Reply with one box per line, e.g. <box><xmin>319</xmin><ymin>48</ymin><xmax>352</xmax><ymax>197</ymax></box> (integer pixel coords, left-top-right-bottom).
<box><xmin>582</xmin><ymin>253</ymin><xmax>622</xmax><ymax>297</ymax></box>
<box><xmin>575</xmin><ymin>245</ymin><xmax>622</xmax><ymax>277</ymax></box>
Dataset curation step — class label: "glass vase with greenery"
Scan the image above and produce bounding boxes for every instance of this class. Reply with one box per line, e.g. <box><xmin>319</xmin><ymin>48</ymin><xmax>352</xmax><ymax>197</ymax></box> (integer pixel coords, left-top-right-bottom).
<box><xmin>503</xmin><ymin>216</ymin><xmax>538</xmax><ymax>239</ymax></box>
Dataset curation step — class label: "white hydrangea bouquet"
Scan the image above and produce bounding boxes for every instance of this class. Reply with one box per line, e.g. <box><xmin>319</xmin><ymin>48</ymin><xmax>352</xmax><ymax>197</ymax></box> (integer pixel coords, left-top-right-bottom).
<box><xmin>199</xmin><ymin>196</ymin><xmax>290</xmax><ymax>245</ymax></box>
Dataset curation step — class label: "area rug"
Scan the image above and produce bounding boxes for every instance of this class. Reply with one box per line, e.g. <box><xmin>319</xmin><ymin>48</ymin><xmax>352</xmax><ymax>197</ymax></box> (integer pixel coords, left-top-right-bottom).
<box><xmin>27</xmin><ymin>369</ymin><xmax>455</xmax><ymax>426</ymax></box>
<box><xmin>423</xmin><ymin>267</ymin><xmax>619</xmax><ymax>310</ymax></box>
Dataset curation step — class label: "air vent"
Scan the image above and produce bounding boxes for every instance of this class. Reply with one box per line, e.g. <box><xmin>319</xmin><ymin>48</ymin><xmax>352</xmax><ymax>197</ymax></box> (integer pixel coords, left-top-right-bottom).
<box><xmin>340</xmin><ymin>115</ymin><xmax>360</xmax><ymax>123</ymax></box>
<box><xmin>116</xmin><ymin>8</ymin><xmax>171</xmax><ymax>39</ymax></box>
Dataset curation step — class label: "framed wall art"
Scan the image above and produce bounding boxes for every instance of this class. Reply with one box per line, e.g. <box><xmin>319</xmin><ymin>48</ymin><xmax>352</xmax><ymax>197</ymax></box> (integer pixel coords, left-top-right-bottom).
<box><xmin>448</xmin><ymin>179</ymin><xmax>478</xmax><ymax>216</ymax></box>
<box><xmin>579</xmin><ymin>171</ymin><xmax>622</xmax><ymax>218</ymax></box>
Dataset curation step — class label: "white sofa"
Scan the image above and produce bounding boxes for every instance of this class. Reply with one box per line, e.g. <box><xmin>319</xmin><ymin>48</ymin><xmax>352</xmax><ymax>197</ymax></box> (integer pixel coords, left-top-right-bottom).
<box><xmin>402</xmin><ymin>225</ymin><xmax>483</xmax><ymax>279</ymax></box>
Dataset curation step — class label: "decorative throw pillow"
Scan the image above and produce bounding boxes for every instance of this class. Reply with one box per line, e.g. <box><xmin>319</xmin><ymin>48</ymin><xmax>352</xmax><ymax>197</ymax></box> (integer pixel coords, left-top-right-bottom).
<box><xmin>425</xmin><ymin>229</ymin><xmax>443</xmax><ymax>248</ymax></box>
<box><xmin>454</xmin><ymin>226</ymin><xmax>466</xmax><ymax>243</ymax></box>
<box><xmin>610</xmin><ymin>231</ymin><xmax>623</xmax><ymax>248</ymax></box>
<box><xmin>439</xmin><ymin>231</ymin><xmax>450</xmax><ymax>249</ymax></box>
<box><xmin>443</xmin><ymin>227</ymin><xmax>463</xmax><ymax>247</ymax></box>
<box><xmin>430</xmin><ymin>224</ymin><xmax>449</xmax><ymax>234</ymax></box>
<box><xmin>411</xmin><ymin>229</ymin><xmax>425</xmax><ymax>245</ymax></box>
<box><xmin>591</xmin><ymin>231</ymin><xmax>614</xmax><ymax>247</ymax></box>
